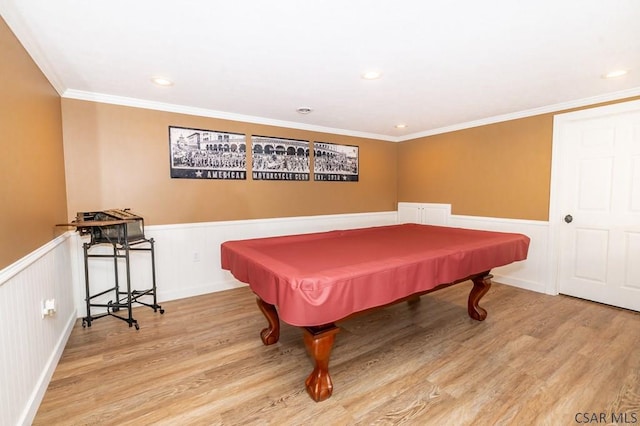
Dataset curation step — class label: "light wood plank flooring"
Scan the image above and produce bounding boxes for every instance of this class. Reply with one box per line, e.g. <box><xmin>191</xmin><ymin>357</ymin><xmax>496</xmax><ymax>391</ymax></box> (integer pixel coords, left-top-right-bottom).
<box><xmin>34</xmin><ymin>282</ymin><xmax>640</xmax><ymax>425</ymax></box>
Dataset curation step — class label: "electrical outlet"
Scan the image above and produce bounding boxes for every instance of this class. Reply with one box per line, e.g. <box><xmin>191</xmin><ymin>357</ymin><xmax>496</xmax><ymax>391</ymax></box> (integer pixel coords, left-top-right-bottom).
<box><xmin>41</xmin><ymin>299</ymin><xmax>56</xmax><ymax>318</ymax></box>
<box><xmin>192</xmin><ymin>252</ymin><xmax>200</xmax><ymax>262</ymax></box>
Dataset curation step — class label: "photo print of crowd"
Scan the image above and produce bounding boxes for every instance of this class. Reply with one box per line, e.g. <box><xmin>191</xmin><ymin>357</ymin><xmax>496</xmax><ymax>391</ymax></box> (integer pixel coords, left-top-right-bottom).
<box><xmin>251</xmin><ymin>136</ymin><xmax>310</xmax><ymax>181</ymax></box>
<box><xmin>314</xmin><ymin>142</ymin><xmax>359</xmax><ymax>181</ymax></box>
<box><xmin>169</xmin><ymin>126</ymin><xmax>247</xmax><ymax>179</ymax></box>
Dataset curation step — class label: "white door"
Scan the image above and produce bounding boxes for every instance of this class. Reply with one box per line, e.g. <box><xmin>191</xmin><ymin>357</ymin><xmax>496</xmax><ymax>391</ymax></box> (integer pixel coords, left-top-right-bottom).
<box><xmin>552</xmin><ymin>100</ymin><xmax>640</xmax><ymax>311</ymax></box>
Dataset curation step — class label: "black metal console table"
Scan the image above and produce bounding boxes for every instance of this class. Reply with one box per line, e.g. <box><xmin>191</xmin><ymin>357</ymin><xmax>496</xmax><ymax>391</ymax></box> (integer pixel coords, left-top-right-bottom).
<box><xmin>64</xmin><ymin>209</ymin><xmax>164</xmax><ymax>330</ymax></box>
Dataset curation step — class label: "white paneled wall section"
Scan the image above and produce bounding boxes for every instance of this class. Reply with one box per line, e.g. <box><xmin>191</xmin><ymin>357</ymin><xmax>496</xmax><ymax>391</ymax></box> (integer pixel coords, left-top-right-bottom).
<box><xmin>68</xmin><ymin>211</ymin><xmax>399</xmax><ymax>315</ymax></box>
<box><xmin>397</xmin><ymin>202</ymin><xmax>451</xmax><ymax>225</ymax></box>
<box><xmin>3</xmin><ymin>207</ymin><xmax>551</xmax><ymax>425</ymax></box>
<box><xmin>0</xmin><ymin>234</ymin><xmax>76</xmax><ymax>426</ymax></box>
<box><xmin>398</xmin><ymin>202</ymin><xmax>549</xmax><ymax>294</ymax></box>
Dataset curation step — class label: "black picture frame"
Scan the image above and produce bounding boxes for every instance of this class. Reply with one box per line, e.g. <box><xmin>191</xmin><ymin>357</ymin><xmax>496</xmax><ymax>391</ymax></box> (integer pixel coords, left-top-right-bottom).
<box><xmin>251</xmin><ymin>135</ymin><xmax>310</xmax><ymax>181</ymax></box>
<box><xmin>313</xmin><ymin>142</ymin><xmax>359</xmax><ymax>182</ymax></box>
<box><xmin>168</xmin><ymin>126</ymin><xmax>246</xmax><ymax>180</ymax></box>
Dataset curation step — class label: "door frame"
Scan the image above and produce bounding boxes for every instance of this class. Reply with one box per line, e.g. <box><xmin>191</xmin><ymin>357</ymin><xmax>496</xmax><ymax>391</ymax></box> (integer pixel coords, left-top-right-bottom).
<box><xmin>547</xmin><ymin>98</ymin><xmax>640</xmax><ymax>296</ymax></box>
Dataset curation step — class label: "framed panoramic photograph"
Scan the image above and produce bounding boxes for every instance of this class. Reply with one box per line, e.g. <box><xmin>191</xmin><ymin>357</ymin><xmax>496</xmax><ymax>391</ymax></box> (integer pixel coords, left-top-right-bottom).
<box><xmin>313</xmin><ymin>142</ymin><xmax>359</xmax><ymax>181</ymax></box>
<box><xmin>169</xmin><ymin>126</ymin><xmax>246</xmax><ymax>179</ymax></box>
<box><xmin>251</xmin><ymin>135</ymin><xmax>310</xmax><ymax>181</ymax></box>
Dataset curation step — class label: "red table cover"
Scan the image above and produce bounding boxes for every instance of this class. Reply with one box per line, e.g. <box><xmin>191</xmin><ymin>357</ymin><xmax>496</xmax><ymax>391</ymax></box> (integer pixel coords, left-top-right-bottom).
<box><xmin>221</xmin><ymin>224</ymin><xmax>530</xmax><ymax>326</ymax></box>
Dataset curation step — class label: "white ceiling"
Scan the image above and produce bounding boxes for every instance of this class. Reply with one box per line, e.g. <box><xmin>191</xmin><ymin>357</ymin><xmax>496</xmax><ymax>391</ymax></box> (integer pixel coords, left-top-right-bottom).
<box><xmin>2</xmin><ymin>0</ymin><xmax>640</xmax><ymax>141</ymax></box>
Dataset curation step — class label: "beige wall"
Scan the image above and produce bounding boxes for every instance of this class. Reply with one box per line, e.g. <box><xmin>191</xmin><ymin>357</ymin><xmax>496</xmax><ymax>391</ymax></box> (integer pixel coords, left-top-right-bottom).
<box><xmin>0</xmin><ymin>17</ymin><xmax>68</xmax><ymax>269</ymax></box>
<box><xmin>61</xmin><ymin>99</ymin><xmax>398</xmax><ymax>225</ymax></box>
<box><xmin>3</xmin><ymin>9</ymin><xmax>639</xmax><ymax>268</ymax></box>
<box><xmin>397</xmin><ymin>115</ymin><xmax>552</xmax><ymax>221</ymax></box>
<box><xmin>398</xmin><ymin>96</ymin><xmax>640</xmax><ymax>221</ymax></box>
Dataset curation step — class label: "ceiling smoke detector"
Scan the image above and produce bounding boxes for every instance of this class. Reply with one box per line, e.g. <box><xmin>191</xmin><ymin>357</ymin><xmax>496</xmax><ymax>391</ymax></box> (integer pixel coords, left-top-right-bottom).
<box><xmin>296</xmin><ymin>107</ymin><xmax>313</xmax><ymax>114</ymax></box>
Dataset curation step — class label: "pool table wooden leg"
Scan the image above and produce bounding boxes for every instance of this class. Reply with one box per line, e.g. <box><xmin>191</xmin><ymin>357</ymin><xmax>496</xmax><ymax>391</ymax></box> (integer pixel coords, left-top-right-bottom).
<box><xmin>468</xmin><ymin>272</ymin><xmax>493</xmax><ymax>321</ymax></box>
<box><xmin>303</xmin><ymin>324</ymin><xmax>340</xmax><ymax>402</ymax></box>
<box><xmin>256</xmin><ymin>296</ymin><xmax>280</xmax><ymax>345</ymax></box>
<box><xmin>407</xmin><ymin>294</ymin><xmax>421</xmax><ymax>306</ymax></box>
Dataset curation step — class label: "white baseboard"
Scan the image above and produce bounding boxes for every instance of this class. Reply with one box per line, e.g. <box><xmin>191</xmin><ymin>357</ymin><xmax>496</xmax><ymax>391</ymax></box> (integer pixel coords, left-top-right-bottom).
<box><xmin>158</xmin><ymin>280</ymin><xmax>247</xmax><ymax>302</ymax></box>
<box><xmin>20</xmin><ymin>309</ymin><xmax>77</xmax><ymax>426</ymax></box>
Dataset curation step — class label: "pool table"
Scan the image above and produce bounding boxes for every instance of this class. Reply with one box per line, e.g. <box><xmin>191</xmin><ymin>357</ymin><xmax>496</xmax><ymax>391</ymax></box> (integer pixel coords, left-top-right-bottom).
<box><xmin>221</xmin><ymin>223</ymin><xmax>530</xmax><ymax>401</ymax></box>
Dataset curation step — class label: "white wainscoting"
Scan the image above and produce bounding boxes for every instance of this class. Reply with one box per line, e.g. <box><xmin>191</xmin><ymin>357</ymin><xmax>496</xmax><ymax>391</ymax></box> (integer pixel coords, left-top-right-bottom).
<box><xmin>0</xmin><ymin>233</ymin><xmax>76</xmax><ymax>426</ymax></box>
<box><xmin>69</xmin><ymin>211</ymin><xmax>399</xmax><ymax>316</ymax></box>
<box><xmin>397</xmin><ymin>202</ymin><xmax>451</xmax><ymax>225</ymax></box>
<box><xmin>70</xmin><ymin>206</ymin><xmax>550</xmax><ymax>318</ymax></box>
<box><xmin>4</xmin><ymin>207</ymin><xmax>548</xmax><ymax>425</ymax></box>
<box><xmin>398</xmin><ymin>202</ymin><xmax>550</xmax><ymax>294</ymax></box>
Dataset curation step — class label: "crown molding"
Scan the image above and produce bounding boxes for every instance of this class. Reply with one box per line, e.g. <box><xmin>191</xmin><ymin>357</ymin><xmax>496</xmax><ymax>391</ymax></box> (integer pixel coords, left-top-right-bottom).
<box><xmin>398</xmin><ymin>87</ymin><xmax>640</xmax><ymax>142</ymax></box>
<box><xmin>62</xmin><ymin>87</ymin><xmax>640</xmax><ymax>142</ymax></box>
<box><xmin>62</xmin><ymin>89</ymin><xmax>400</xmax><ymax>142</ymax></box>
<box><xmin>64</xmin><ymin>86</ymin><xmax>640</xmax><ymax>144</ymax></box>
<box><xmin>3</xmin><ymin>0</ymin><xmax>640</xmax><ymax>143</ymax></box>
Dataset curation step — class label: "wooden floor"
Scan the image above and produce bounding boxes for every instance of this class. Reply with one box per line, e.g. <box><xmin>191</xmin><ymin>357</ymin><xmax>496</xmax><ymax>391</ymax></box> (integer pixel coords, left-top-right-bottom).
<box><xmin>34</xmin><ymin>282</ymin><xmax>640</xmax><ymax>425</ymax></box>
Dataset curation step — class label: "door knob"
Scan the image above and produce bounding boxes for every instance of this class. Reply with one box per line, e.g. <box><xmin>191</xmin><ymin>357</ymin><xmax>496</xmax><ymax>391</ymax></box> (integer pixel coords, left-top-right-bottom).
<box><xmin>564</xmin><ymin>214</ymin><xmax>573</xmax><ymax>223</ymax></box>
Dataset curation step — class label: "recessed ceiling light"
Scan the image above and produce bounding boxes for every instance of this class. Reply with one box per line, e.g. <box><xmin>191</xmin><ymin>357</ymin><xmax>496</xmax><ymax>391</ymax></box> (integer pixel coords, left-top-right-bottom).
<box><xmin>603</xmin><ymin>69</ymin><xmax>628</xmax><ymax>79</ymax></box>
<box><xmin>362</xmin><ymin>71</ymin><xmax>382</xmax><ymax>80</ymax></box>
<box><xmin>151</xmin><ymin>76</ymin><xmax>174</xmax><ymax>86</ymax></box>
<box><xmin>395</xmin><ymin>124</ymin><xmax>407</xmax><ymax>129</ymax></box>
<box><xmin>296</xmin><ymin>107</ymin><xmax>313</xmax><ymax>114</ymax></box>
